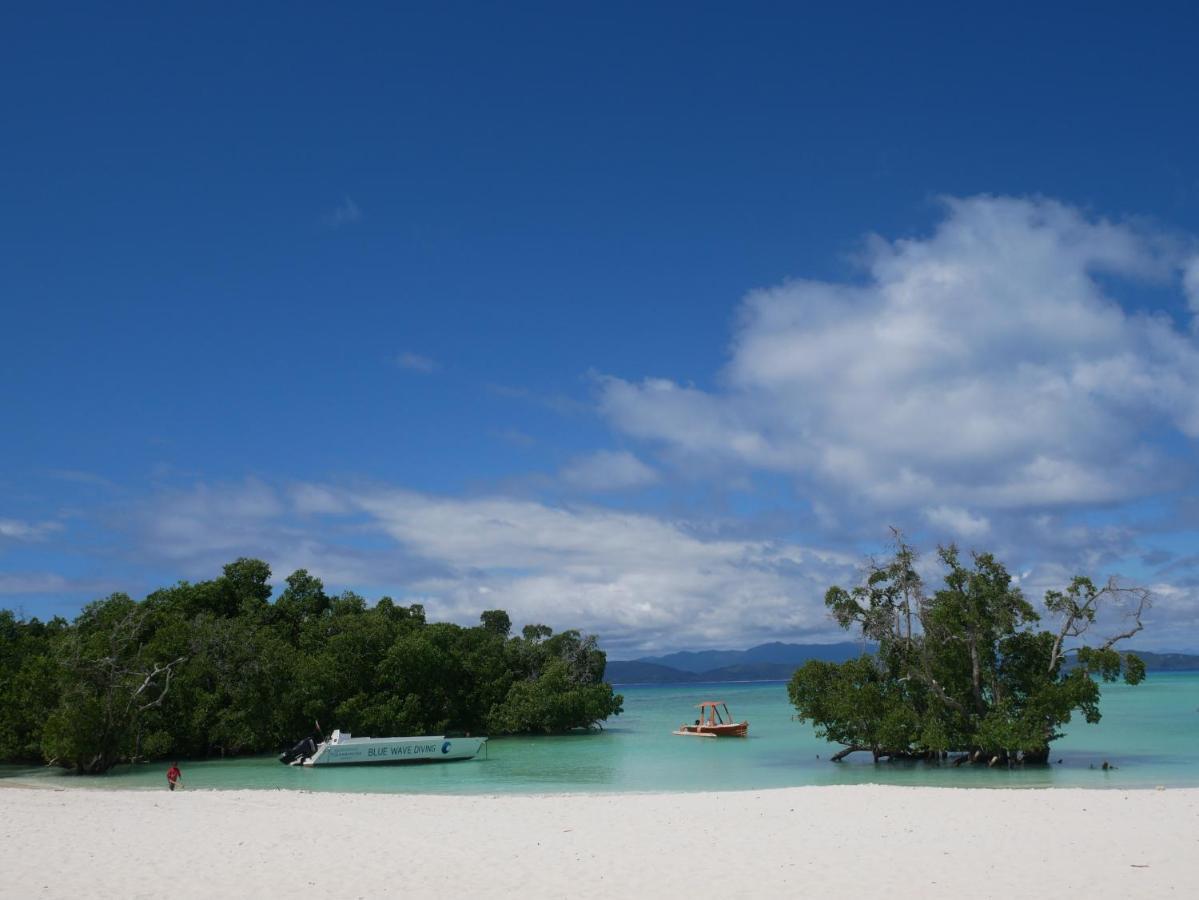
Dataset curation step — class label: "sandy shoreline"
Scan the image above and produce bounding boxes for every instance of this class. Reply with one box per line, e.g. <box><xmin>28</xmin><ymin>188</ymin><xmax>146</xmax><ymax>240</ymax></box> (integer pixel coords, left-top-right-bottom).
<box><xmin>3</xmin><ymin>785</ymin><xmax>1196</xmax><ymax>898</ymax></box>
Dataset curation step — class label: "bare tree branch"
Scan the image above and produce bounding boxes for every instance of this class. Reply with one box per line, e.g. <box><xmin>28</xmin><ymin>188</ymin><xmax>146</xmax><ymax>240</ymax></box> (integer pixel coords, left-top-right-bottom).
<box><xmin>126</xmin><ymin>656</ymin><xmax>188</xmax><ymax>715</ymax></box>
<box><xmin>1098</xmin><ymin>586</ymin><xmax>1150</xmax><ymax>651</ymax></box>
<box><xmin>1047</xmin><ymin>577</ymin><xmax>1151</xmax><ymax>673</ymax></box>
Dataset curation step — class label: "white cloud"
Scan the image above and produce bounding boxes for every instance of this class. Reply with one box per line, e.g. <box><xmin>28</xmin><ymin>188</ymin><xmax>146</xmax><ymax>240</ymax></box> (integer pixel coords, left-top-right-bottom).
<box><xmin>366</xmin><ymin>491</ymin><xmax>872</xmax><ymax>651</ymax></box>
<box><xmin>1146</xmin><ymin>581</ymin><xmax>1199</xmax><ymax>639</ymax></box>
<box><xmin>0</xmin><ymin>518</ymin><xmax>63</xmax><ymax>541</ymax></box>
<box><xmin>559</xmin><ymin>450</ymin><xmax>658</xmax><ymax>492</ymax></box>
<box><xmin>353</xmin><ymin>489</ymin><xmax>852</xmax><ymax>650</ymax></box>
<box><xmin>600</xmin><ymin>196</ymin><xmax>1199</xmax><ymax>517</ymax></box>
<box><xmin>123</xmin><ymin>478</ymin><xmax>1199</xmax><ymax>652</ymax></box>
<box><xmin>12</xmin><ymin>195</ymin><xmax>1199</xmax><ymax>649</ymax></box>
<box><xmin>922</xmin><ymin>505</ymin><xmax>990</xmax><ymax>539</ymax></box>
<box><xmin>123</xmin><ymin>480</ymin><xmax>858</xmax><ymax>652</ymax></box>
<box><xmin>16</xmin><ymin>471</ymin><xmax>1199</xmax><ymax>651</ymax></box>
<box><xmin>396</xmin><ymin>351</ymin><xmax>438</xmax><ymax>373</ymax></box>
<box><xmin>327</xmin><ymin>196</ymin><xmax>362</xmax><ymax>227</ymax></box>
<box><xmin>290</xmin><ymin>484</ymin><xmax>353</xmax><ymax>516</ymax></box>
<box><xmin>133</xmin><ymin>479</ymin><xmax>286</xmax><ymax>563</ymax></box>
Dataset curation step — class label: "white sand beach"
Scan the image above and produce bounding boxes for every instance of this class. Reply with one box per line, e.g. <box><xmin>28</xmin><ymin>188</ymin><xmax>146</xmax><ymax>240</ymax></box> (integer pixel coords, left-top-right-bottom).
<box><xmin>2</xmin><ymin>785</ymin><xmax>1196</xmax><ymax>898</ymax></box>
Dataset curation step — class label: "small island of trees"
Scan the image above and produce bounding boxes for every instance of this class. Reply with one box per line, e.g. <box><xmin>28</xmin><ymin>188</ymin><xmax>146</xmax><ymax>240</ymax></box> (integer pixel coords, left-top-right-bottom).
<box><xmin>0</xmin><ymin>559</ymin><xmax>623</xmax><ymax>774</ymax></box>
<box><xmin>789</xmin><ymin>535</ymin><xmax>1148</xmax><ymax>766</ymax></box>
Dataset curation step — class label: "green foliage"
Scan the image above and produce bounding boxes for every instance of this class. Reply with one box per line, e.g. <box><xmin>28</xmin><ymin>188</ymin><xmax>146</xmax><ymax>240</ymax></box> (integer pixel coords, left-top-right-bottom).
<box><xmin>489</xmin><ymin>630</ymin><xmax>623</xmax><ymax>733</ymax></box>
<box><xmin>489</xmin><ymin>659</ymin><xmax>625</xmax><ymax>733</ymax></box>
<box><xmin>0</xmin><ymin>610</ymin><xmax>66</xmax><ymax>761</ymax></box>
<box><xmin>40</xmin><ymin>593</ymin><xmax>186</xmax><ymax>773</ymax></box>
<box><xmin>0</xmin><ymin>561</ymin><xmax>622</xmax><ymax>773</ymax></box>
<box><xmin>522</xmin><ymin>623</ymin><xmax>552</xmax><ymax>642</ymax></box>
<box><xmin>480</xmin><ymin>610</ymin><xmax>512</xmax><ymax>637</ymax></box>
<box><xmin>789</xmin><ymin>536</ymin><xmax>1148</xmax><ymax>763</ymax></box>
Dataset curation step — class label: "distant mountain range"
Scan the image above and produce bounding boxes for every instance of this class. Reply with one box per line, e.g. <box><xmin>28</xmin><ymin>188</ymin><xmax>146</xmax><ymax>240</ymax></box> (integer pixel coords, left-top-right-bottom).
<box><xmin>603</xmin><ymin>643</ymin><xmax>1199</xmax><ymax>684</ymax></box>
<box><xmin>1129</xmin><ymin>651</ymin><xmax>1199</xmax><ymax>672</ymax></box>
<box><xmin>604</xmin><ymin>641</ymin><xmax>871</xmax><ymax>684</ymax></box>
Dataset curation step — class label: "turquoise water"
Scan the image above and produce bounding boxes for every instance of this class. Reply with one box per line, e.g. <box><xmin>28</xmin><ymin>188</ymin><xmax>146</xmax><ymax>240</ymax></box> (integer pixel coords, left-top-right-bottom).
<box><xmin>4</xmin><ymin>674</ymin><xmax>1196</xmax><ymax>793</ymax></box>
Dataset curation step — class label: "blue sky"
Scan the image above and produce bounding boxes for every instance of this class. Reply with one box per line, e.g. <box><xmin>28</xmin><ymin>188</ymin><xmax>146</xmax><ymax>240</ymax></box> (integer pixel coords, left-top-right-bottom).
<box><xmin>3</xmin><ymin>2</ymin><xmax>1199</xmax><ymax>653</ymax></box>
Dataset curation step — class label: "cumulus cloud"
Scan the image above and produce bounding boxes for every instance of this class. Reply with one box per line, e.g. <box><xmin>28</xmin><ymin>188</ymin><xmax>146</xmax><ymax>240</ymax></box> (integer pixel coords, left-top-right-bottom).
<box><xmin>112</xmin><ymin>477</ymin><xmax>1199</xmax><ymax>652</ymax></box>
<box><xmin>355</xmin><ymin>489</ymin><xmax>857</xmax><ymax>650</ymax></box>
<box><xmin>600</xmin><ymin>196</ymin><xmax>1199</xmax><ymax>518</ymax></box>
<box><xmin>10</xmin><ymin>195</ymin><xmax>1199</xmax><ymax>649</ymax></box>
<box><xmin>1147</xmin><ymin>581</ymin><xmax>1199</xmax><ymax>636</ymax></box>
<box><xmin>11</xmin><ymin>470</ymin><xmax>1198</xmax><ymax>650</ymax></box>
<box><xmin>290</xmin><ymin>483</ymin><xmax>353</xmax><ymax>516</ymax></box>
<box><xmin>122</xmin><ymin>480</ymin><xmax>858</xmax><ymax>652</ymax></box>
<box><xmin>922</xmin><ymin>505</ymin><xmax>990</xmax><ymax>538</ymax></box>
<box><xmin>559</xmin><ymin>450</ymin><xmax>658</xmax><ymax>492</ymax></box>
<box><xmin>132</xmin><ymin>479</ymin><xmax>287</xmax><ymax>564</ymax></box>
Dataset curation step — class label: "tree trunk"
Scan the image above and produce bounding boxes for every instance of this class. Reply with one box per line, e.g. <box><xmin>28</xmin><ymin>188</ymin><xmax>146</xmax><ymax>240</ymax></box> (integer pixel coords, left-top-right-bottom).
<box><xmin>830</xmin><ymin>745</ymin><xmax>866</xmax><ymax>762</ymax></box>
<box><xmin>969</xmin><ymin>639</ymin><xmax>984</xmax><ymax>714</ymax></box>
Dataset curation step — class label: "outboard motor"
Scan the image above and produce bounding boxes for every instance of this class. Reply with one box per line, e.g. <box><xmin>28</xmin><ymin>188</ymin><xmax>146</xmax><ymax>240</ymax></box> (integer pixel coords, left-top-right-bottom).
<box><xmin>279</xmin><ymin>735</ymin><xmax>317</xmax><ymax>765</ymax></box>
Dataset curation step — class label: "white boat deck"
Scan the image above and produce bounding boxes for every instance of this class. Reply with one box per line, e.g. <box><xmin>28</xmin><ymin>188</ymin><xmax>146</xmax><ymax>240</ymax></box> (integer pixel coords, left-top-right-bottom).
<box><xmin>300</xmin><ymin>731</ymin><xmax>487</xmax><ymax>766</ymax></box>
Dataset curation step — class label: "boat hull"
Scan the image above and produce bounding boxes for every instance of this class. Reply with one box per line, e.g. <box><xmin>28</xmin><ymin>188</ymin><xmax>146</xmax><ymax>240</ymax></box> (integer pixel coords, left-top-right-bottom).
<box><xmin>673</xmin><ymin>722</ymin><xmax>749</xmax><ymax>737</ymax></box>
<box><xmin>303</xmin><ymin>735</ymin><xmax>487</xmax><ymax>766</ymax></box>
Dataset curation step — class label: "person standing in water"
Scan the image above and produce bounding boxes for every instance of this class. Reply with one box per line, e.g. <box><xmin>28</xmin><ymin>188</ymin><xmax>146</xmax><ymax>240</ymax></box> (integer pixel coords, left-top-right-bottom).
<box><xmin>166</xmin><ymin>762</ymin><xmax>182</xmax><ymax>791</ymax></box>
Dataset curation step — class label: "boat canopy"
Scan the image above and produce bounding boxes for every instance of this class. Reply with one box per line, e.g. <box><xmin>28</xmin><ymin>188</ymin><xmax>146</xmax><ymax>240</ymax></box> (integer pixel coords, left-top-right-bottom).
<box><xmin>695</xmin><ymin>701</ymin><xmax>733</xmax><ymax>725</ymax></box>
<box><xmin>673</xmin><ymin>699</ymin><xmax>748</xmax><ymax>737</ymax></box>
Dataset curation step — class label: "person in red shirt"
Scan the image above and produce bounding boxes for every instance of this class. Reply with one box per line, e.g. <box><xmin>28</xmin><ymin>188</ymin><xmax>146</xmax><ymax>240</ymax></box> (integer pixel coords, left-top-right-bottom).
<box><xmin>166</xmin><ymin>763</ymin><xmax>182</xmax><ymax>791</ymax></box>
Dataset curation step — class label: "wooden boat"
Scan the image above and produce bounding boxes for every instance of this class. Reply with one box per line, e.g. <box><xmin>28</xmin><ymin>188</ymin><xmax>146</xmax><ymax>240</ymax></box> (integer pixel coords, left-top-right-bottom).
<box><xmin>280</xmin><ymin>730</ymin><xmax>487</xmax><ymax>766</ymax></box>
<box><xmin>672</xmin><ymin>701</ymin><xmax>749</xmax><ymax>737</ymax></box>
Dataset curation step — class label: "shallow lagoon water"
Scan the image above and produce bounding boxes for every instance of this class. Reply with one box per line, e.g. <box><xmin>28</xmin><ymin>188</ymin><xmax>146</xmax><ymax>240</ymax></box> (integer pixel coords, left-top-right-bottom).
<box><xmin>4</xmin><ymin>673</ymin><xmax>1196</xmax><ymax>793</ymax></box>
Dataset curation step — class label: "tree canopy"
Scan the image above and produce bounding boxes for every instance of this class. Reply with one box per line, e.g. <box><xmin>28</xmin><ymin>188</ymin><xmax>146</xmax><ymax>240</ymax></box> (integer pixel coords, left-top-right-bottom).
<box><xmin>0</xmin><ymin>560</ymin><xmax>623</xmax><ymax>773</ymax></box>
<box><xmin>789</xmin><ymin>534</ymin><xmax>1148</xmax><ymax>765</ymax></box>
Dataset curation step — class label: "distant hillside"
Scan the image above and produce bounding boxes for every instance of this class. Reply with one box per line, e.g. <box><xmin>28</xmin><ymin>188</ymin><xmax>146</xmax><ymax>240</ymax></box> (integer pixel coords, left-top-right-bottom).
<box><xmin>1060</xmin><ymin>650</ymin><xmax>1199</xmax><ymax>673</ymax></box>
<box><xmin>604</xmin><ymin>643</ymin><xmax>1199</xmax><ymax>685</ymax></box>
<box><xmin>696</xmin><ymin>662</ymin><xmax>803</xmax><ymax>681</ymax></box>
<box><xmin>636</xmin><ymin>641</ymin><xmax>869</xmax><ymax>673</ymax></box>
<box><xmin>605</xmin><ymin>641</ymin><xmax>872</xmax><ymax>684</ymax></box>
<box><xmin>600</xmin><ymin>660</ymin><xmax>700</xmax><ymax>684</ymax></box>
<box><xmin>1128</xmin><ymin>651</ymin><xmax>1199</xmax><ymax>671</ymax></box>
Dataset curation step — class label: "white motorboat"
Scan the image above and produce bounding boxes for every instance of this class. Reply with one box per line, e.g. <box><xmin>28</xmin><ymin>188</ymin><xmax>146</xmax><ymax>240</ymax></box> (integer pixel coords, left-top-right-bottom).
<box><xmin>280</xmin><ymin>730</ymin><xmax>487</xmax><ymax>766</ymax></box>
